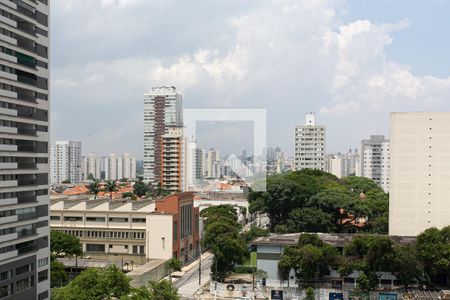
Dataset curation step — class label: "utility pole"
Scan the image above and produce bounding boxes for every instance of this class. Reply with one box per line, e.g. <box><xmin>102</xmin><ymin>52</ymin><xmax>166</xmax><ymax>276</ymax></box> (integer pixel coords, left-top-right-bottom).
<box><xmin>198</xmin><ymin>243</ymin><xmax>202</xmax><ymax>286</ymax></box>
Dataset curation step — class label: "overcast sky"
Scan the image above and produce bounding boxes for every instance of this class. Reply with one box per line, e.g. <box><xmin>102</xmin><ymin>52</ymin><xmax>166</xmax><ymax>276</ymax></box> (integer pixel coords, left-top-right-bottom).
<box><xmin>51</xmin><ymin>0</ymin><xmax>450</xmax><ymax>158</ymax></box>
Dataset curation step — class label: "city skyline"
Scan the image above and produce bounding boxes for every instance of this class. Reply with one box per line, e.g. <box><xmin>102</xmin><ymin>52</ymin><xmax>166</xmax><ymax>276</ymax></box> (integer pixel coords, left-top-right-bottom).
<box><xmin>51</xmin><ymin>1</ymin><xmax>450</xmax><ymax>158</ymax></box>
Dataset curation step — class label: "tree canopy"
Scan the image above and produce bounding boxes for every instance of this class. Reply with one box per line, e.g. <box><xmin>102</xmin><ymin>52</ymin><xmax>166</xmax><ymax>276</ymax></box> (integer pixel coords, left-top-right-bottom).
<box><xmin>51</xmin><ymin>230</ymin><xmax>82</xmax><ymax>257</ymax></box>
<box><xmin>248</xmin><ymin>171</ymin><xmax>389</xmax><ymax>234</ymax></box>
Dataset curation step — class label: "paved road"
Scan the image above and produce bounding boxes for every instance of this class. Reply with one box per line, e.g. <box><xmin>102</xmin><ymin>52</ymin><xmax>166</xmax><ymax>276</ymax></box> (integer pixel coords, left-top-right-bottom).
<box><xmin>175</xmin><ymin>255</ymin><xmax>214</xmax><ymax>299</ymax></box>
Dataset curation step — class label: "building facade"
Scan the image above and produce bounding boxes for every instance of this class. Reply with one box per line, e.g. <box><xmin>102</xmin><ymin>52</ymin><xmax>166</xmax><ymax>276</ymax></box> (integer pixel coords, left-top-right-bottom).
<box><xmin>389</xmin><ymin>112</ymin><xmax>450</xmax><ymax>236</ymax></box>
<box><xmin>50</xmin><ymin>192</ymin><xmax>199</xmax><ymax>264</ymax></box>
<box><xmin>294</xmin><ymin>113</ymin><xmax>326</xmax><ymax>171</ymax></box>
<box><xmin>360</xmin><ymin>135</ymin><xmax>390</xmax><ymax>192</ymax></box>
<box><xmin>205</xmin><ymin>148</ymin><xmax>221</xmax><ymax>178</ymax></box>
<box><xmin>325</xmin><ymin>149</ymin><xmax>359</xmax><ymax>178</ymax></box>
<box><xmin>143</xmin><ymin>86</ymin><xmax>183</xmax><ymax>186</ymax></box>
<box><xmin>160</xmin><ymin>127</ymin><xmax>184</xmax><ymax>192</ymax></box>
<box><xmin>50</xmin><ymin>141</ymin><xmax>82</xmax><ymax>184</ymax></box>
<box><xmin>82</xmin><ymin>153</ymin><xmax>102</xmax><ymax>180</ymax></box>
<box><xmin>0</xmin><ymin>1</ymin><xmax>50</xmax><ymax>299</ymax></box>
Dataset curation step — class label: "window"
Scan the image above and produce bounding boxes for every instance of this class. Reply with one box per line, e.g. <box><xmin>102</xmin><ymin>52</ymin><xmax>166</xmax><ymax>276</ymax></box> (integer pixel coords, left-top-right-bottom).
<box><xmin>50</xmin><ymin>216</ymin><xmax>60</xmax><ymax>221</ymax></box>
<box><xmin>0</xmin><ymin>271</ymin><xmax>11</xmax><ymax>282</ymax></box>
<box><xmin>38</xmin><ymin>270</ymin><xmax>48</xmax><ymax>282</ymax></box>
<box><xmin>0</xmin><ymin>284</ymin><xmax>11</xmax><ymax>298</ymax></box>
<box><xmin>38</xmin><ymin>257</ymin><xmax>48</xmax><ymax>267</ymax></box>
<box><xmin>16</xmin><ymin>276</ymin><xmax>33</xmax><ymax>292</ymax></box>
<box><xmin>63</xmin><ymin>216</ymin><xmax>82</xmax><ymax>222</ymax></box>
<box><xmin>108</xmin><ymin>217</ymin><xmax>128</xmax><ymax>223</ymax></box>
<box><xmin>16</xmin><ymin>263</ymin><xmax>33</xmax><ymax>275</ymax></box>
<box><xmin>86</xmin><ymin>217</ymin><xmax>105</xmax><ymax>222</ymax></box>
<box><xmin>86</xmin><ymin>244</ymin><xmax>105</xmax><ymax>252</ymax></box>
<box><xmin>132</xmin><ymin>218</ymin><xmax>146</xmax><ymax>223</ymax></box>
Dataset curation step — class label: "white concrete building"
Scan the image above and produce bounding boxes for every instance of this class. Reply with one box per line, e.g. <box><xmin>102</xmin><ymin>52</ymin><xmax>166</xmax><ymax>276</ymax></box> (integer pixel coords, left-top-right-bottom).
<box><xmin>389</xmin><ymin>112</ymin><xmax>450</xmax><ymax>236</ymax></box>
<box><xmin>143</xmin><ymin>86</ymin><xmax>183</xmax><ymax>186</ymax></box>
<box><xmin>326</xmin><ymin>149</ymin><xmax>360</xmax><ymax>178</ymax></box>
<box><xmin>50</xmin><ymin>193</ymin><xmax>200</xmax><ymax>263</ymax></box>
<box><xmin>360</xmin><ymin>135</ymin><xmax>390</xmax><ymax>192</ymax></box>
<box><xmin>82</xmin><ymin>153</ymin><xmax>102</xmax><ymax>180</ymax></box>
<box><xmin>0</xmin><ymin>1</ymin><xmax>51</xmax><ymax>298</ymax></box>
<box><xmin>294</xmin><ymin>113</ymin><xmax>326</xmax><ymax>171</ymax></box>
<box><xmin>103</xmin><ymin>153</ymin><xmax>137</xmax><ymax>181</ymax></box>
<box><xmin>206</xmin><ymin>149</ymin><xmax>222</xmax><ymax>179</ymax></box>
<box><xmin>122</xmin><ymin>152</ymin><xmax>136</xmax><ymax>180</ymax></box>
<box><xmin>50</xmin><ymin>141</ymin><xmax>82</xmax><ymax>184</ymax></box>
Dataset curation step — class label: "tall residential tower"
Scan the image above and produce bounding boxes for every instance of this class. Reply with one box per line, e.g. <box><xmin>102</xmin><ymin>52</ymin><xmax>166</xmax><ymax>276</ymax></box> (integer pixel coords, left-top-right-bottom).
<box><xmin>49</xmin><ymin>141</ymin><xmax>82</xmax><ymax>184</ymax></box>
<box><xmin>294</xmin><ymin>113</ymin><xmax>326</xmax><ymax>170</ymax></box>
<box><xmin>143</xmin><ymin>86</ymin><xmax>182</xmax><ymax>186</ymax></box>
<box><xmin>390</xmin><ymin>112</ymin><xmax>450</xmax><ymax>236</ymax></box>
<box><xmin>0</xmin><ymin>1</ymin><xmax>50</xmax><ymax>299</ymax></box>
<box><xmin>360</xmin><ymin>135</ymin><xmax>390</xmax><ymax>192</ymax></box>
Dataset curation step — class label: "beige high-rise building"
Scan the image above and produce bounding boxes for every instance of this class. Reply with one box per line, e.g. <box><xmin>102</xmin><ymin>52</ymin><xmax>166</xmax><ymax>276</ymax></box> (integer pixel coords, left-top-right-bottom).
<box><xmin>389</xmin><ymin>112</ymin><xmax>450</xmax><ymax>236</ymax></box>
<box><xmin>160</xmin><ymin>127</ymin><xmax>184</xmax><ymax>192</ymax></box>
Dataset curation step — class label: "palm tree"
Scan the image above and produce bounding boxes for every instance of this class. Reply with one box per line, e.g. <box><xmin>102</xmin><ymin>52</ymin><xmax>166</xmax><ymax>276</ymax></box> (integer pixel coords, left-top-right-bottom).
<box><xmin>103</xmin><ymin>180</ymin><xmax>119</xmax><ymax>201</ymax></box>
<box><xmin>88</xmin><ymin>180</ymin><xmax>101</xmax><ymax>200</ymax></box>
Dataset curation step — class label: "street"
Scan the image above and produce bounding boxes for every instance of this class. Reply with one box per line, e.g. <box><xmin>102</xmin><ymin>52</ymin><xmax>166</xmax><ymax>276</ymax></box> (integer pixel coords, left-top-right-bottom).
<box><xmin>175</xmin><ymin>254</ymin><xmax>214</xmax><ymax>299</ymax></box>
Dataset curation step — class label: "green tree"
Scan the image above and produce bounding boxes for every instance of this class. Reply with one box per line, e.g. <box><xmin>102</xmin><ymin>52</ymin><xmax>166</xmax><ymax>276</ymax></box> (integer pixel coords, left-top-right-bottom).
<box><xmin>200</xmin><ymin>205</ymin><xmax>238</xmax><ymax>224</ymax></box>
<box><xmin>61</xmin><ymin>179</ymin><xmax>71</xmax><ymax>184</ymax></box>
<box><xmin>103</xmin><ymin>180</ymin><xmax>119</xmax><ymax>201</ymax></box>
<box><xmin>356</xmin><ymin>273</ymin><xmax>371</xmax><ymax>292</ymax></box>
<box><xmin>243</xmin><ymin>224</ymin><xmax>269</xmax><ymax>243</ymax></box>
<box><xmin>391</xmin><ymin>245</ymin><xmax>423</xmax><ymax>288</ymax></box>
<box><xmin>122</xmin><ymin>192</ymin><xmax>136</xmax><ymax>200</ymax></box>
<box><xmin>415</xmin><ymin>226</ymin><xmax>450</xmax><ymax>282</ymax></box>
<box><xmin>305</xmin><ymin>287</ymin><xmax>315</xmax><ymax>300</ymax></box>
<box><xmin>87</xmin><ymin>173</ymin><xmax>95</xmax><ymax>181</ymax></box>
<box><xmin>52</xmin><ymin>265</ymin><xmax>131</xmax><ymax>300</ymax></box>
<box><xmin>286</xmin><ymin>207</ymin><xmax>333</xmax><ymax>233</ymax></box>
<box><xmin>279</xmin><ymin>234</ymin><xmax>339</xmax><ymax>281</ymax></box>
<box><xmin>88</xmin><ymin>180</ymin><xmax>101</xmax><ymax>199</ymax></box>
<box><xmin>121</xmin><ymin>280</ymin><xmax>179</xmax><ymax>300</ymax></box>
<box><xmin>133</xmin><ymin>180</ymin><xmax>148</xmax><ymax>197</ymax></box>
<box><xmin>50</xmin><ymin>258</ymin><xmax>68</xmax><ymax>288</ymax></box>
<box><xmin>120</xmin><ymin>178</ymin><xmax>129</xmax><ymax>182</ymax></box>
<box><xmin>166</xmin><ymin>258</ymin><xmax>182</xmax><ymax>281</ymax></box>
<box><xmin>148</xmin><ymin>280</ymin><xmax>179</xmax><ymax>300</ymax></box>
<box><xmin>51</xmin><ymin>230</ymin><xmax>82</xmax><ymax>257</ymax></box>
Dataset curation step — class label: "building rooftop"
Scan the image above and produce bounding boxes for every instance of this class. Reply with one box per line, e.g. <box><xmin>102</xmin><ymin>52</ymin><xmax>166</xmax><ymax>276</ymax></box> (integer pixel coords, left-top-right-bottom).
<box><xmin>50</xmin><ymin>198</ymin><xmax>155</xmax><ymax>213</ymax></box>
<box><xmin>251</xmin><ymin>233</ymin><xmax>417</xmax><ymax>248</ymax></box>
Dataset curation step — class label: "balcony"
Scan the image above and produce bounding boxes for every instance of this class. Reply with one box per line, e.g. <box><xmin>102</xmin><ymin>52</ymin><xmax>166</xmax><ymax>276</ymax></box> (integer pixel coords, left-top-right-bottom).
<box><xmin>0</xmin><ymin>162</ymin><xmax>18</xmax><ymax>169</ymax></box>
<box><xmin>0</xmin><ymin>180</ymin><xmax>18</xmax><ymax>188</ymax></box>
<box><xmin>17</xmin><ymin>144</ymin><xmax>35</xmax><ymax>152</ymax></box>
<box><xmin>17</xmin><ymin>128</ymin><xmax>37</xmax><ymax>136</ymax></box>
<box><xmin>17</xmin><ymin>162</ymin><xmax>36</xmax><ymax>169</ymax></box>
<box><xmin>17</xmin><ymin>212</ymin><xmax>36</xmax><ymax>221</ymax></box>
<box><xmin>0</xmin><ymin>126</ymin><xmax>18</xmax><ymax>134</ymax></box>
<box><xmin>17</xmin><ymin>75</ymin><xmax>37</xmax><ymax>86</ymax></box>
<box><xmin>17</xmin><ymin>196</ymin><xmax>36</xmax><ymax>204</ymax></box>
<box><xmin>18</xmin><ymin>179</ymin><xmax>36</xmax><ymax>186</ymax></box>
<box><xmin>0</xmin><ymin>198</ymin><xmax>18</xmax><ymax>206</ymax></box>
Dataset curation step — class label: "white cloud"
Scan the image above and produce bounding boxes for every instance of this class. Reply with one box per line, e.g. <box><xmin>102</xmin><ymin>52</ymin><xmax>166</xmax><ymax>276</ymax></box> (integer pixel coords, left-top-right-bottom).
<box><xmin>51</xmin><ymin>0</ymin><xmax>450</xmax><ymax>156</ymax></box>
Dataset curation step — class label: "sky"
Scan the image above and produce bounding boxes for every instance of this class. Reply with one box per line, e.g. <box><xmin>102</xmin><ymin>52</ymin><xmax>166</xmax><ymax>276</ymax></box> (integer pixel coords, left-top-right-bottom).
<box><xmin>51</xmin><ymin>0</ymin><xmax>450</xmax><ymax>158</ymax></box>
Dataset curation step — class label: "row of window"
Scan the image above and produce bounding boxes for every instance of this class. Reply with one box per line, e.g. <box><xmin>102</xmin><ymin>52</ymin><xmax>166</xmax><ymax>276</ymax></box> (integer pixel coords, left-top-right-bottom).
<box><xmin>59</xmin><ymin>229</ymin><xmax>145</xmax><ymax>240</ymax></box>
<box><xmin>51</xmin><ymin>215</ymin><xmax>146</xmax><ymax>223</ymax></box>
<box><xmin>85</xmin><ymin>244</ymin><xmax>145</xmax><ymax>254</ymax></box>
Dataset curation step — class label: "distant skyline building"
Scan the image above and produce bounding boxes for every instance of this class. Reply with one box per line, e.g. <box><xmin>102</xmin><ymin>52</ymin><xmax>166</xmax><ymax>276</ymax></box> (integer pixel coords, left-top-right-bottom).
<box><xmin>294</xmin><ymin>113</ymin><xmax>326</xmax><ymax>171</ymax></box>
<box><xmin>325</xmin><ymin>149</ymin><xmax>359</xmax><ymax>178</ymax></box>
<box><xmin>360</xmin><ymin>135</ymin><xmax>390</xmax><ymax>192</ymax></box>
<box><xmin>205</xmin><ymin>148</ymin><xmax>222</xmax><ymax>178</ymax></box>
<box><xmin>143</xmin><ymin>86</ymin><xmax>183</xmax><ymax>186</ymax></box>
<box><xmin>82</xmin><ymin>153</ymin><xmax>101</xmax><ymax>180</ymax></box>
<box><xmin>50</xmin><ymin>141</ymin><xmax>82</xmax><ymax>184</ymax></box>
<box><xmin>0</xmin><ymin>1</ymin><xmax>51</xmax><ymax>298</ymax></box>
<box><xmin>390</xmin><ymin>112</ymin><xmax>450</xmax><ymax>236</ymax></box>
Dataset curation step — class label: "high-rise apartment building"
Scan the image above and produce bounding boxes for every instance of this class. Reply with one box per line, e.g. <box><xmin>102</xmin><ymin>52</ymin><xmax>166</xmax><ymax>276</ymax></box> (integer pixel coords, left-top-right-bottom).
<box><xmin>104</xmin><ymin>153</ymin><xmax>118</xmax><ymax>181</ymax></box>
<box><xmin>360</xmin><ymin>135</ymin><xmax>390</xmax><ymax>192</ymax></box>
<box><xmin>206</xmin><ymin>148</ymin><xmax>221</xmax><ymax>178</ymax></box>
<box><xmin>82</xmin><ymin>153</ymin><xmax>101</xmax><ymax>180</ymax></box>
<box><xmin>160</xmin><ymin>127</ymin><xmax>184</xmax><ymax>192</ymax></box>
<box><xmin>0</xmin><ymin>1</ymin><xmax>50</xmax><ymax>298</ymax></box>
<box><xmin>50</xmin><ymin>141</ymin><xmax>82</xmax><ymax>184</ymax></box>
<box><xmin>122</xmin><ymin>152</ymin><xmax>136</xmax><ymax>180</ymax></box>
<box><xmin>143</xmin><ymin>86</ymin><xmax>183</xmax><ymax>186</ymax></box>
<box><xmin>325</xmin><ymin>149</ymin><xmax>360</xmax><ymax>178</ymax></box>
<box><xmin>390</xmin><ymin>112</ymin><xmax>450</xmax><ymax>236</ymax></box>
<box><xmin>294</xmin><ymin>113</ymin><xmax>326</xmax><ymax>171</ymax></box>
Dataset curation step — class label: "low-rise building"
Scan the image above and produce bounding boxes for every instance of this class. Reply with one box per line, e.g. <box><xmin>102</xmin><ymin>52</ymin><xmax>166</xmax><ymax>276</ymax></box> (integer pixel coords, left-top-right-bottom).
<box><xmin>50</xmin><ymin>192</ymin><xmax>199</xmax><ymax>264</ymax></box>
